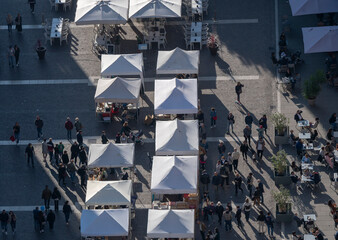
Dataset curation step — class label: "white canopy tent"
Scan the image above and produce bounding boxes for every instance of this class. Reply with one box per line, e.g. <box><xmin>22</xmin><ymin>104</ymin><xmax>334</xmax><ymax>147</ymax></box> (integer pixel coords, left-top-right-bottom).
<box><xmin>156</xmin><ymin>47</ymin><xmax>200</xmax><ymax>74</ymax></box>
<box><xmin>81</xmin><ymin>209</ymin><xmax>129</xmax><ymax>237</ymax></box>
<box><xmin>86</xmin><ymin>180</ymin><xmax>132</xmax><ymax>206</ymax></box>
<box><xmin>147</xmin><ymin>209</ymin><xmax>195</xmax><ymax>238</ymax></box>
<box><xmin>101</xmin><ymin>53</ymin><xmax>145</xmax><ymax>89</ymax></box>
<box><xmin>289</xmin><ymin>0</ymin><xmax>338</xmax><ymax>16</ymax></box>
<box><xmin>75</xmin><ymin>0</ymin><xmax>129</xmax><ymax>25</ymax></box>
<box><xmin>129</xmin><ymin>0</ymin><xmax>182</xmax><ymax>18</ymax></box>
<box><xmin>302</xmin><ymin>26</ymin><xmax>338</xmax><ymax>53</ymax></box>
<box><xmin>154</xmin><ymin>78</ymin><xmax>198</xmax><ymax>114</ymax></box>
<box><xmin>151</xmin><ymin>156</ymin><xmax>198</xmax><ymax>194</ymax></box>
<box><xmin>88</xmin><ymin>143</ymin><xmax>135</xmax><ymax>168</ymax></box>
<box><xmin>155</xmin><ymin>119</ymin><xmax>199</xmax><ymax>155</ymax></box>
<box><xmin>94</xmin><ymin>77</ymin><xmax>141</xmax><ymax>104</ymax></box>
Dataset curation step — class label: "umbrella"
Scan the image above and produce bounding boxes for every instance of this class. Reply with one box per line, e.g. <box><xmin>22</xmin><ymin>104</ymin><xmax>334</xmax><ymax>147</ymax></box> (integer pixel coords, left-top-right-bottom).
<box><xmin>289</xmin><ymin>0</ymin><xmax>338</xmax><ymax>16</ymax></box>
<box><xmin>302</xmin><ymin>26</ymin><xmax>338</xmax><ymax>53</ymax></box>
<box><xmin>129</xmin><ymin>0</ymin><xmax>182</xmax><ymax>18</ymax></box>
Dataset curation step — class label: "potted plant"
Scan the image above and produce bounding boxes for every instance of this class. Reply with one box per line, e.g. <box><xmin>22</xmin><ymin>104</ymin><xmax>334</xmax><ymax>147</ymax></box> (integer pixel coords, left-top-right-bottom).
<box><xmin>302</xmin><ymin>70</ymin><xmax>325</xmax><ymax>106</ymax></box>
<box><xmin>36</xmin><ymin>40</ymin><xmax>46</xmax><ymax>60</ymax></box>
<box><xmin>207</xmin><ymin>35</ymin><xmax>218</xmax><ymax>56</ymax></box>
<box><xmin>273</xmin><ymin>185</ymin><xmax>293</xmax><ymax>222</ymax></box>
<box><xmin>271</xmin><ymin>112</ymin><xmax>289</xmax><ymax>145</ymax></box>
<box><xmin>270</xmin><ymin>150</ymin><xmax>291</xmax><ymax>185</ymax></box>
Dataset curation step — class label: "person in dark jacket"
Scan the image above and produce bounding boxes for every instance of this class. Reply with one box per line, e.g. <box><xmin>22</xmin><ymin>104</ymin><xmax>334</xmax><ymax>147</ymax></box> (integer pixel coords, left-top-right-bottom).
<box><xmin>257</xmin><ymin>179</ymin><xmax>265</xmax><ymax>204</ymax></box>
<box><xmin>101</xmin><ymin>131</ymin><xmax>109</xmax><ymax>144</ymax></box>
<box><xmin>234</xmin><ymin>172</ymin><xmax>243</xmax><ymax>195</ymax></box>
<box><xmin>240</xmin><ymin>140</ymin><xmax>249</xmax><ymax>161</ymax></box>
<box><xmin>47</xmin><ymin>210</ymin><xmax>55</xmax><ymax>230</ymax></box>
<box><xmin>41</xmin><ymin>185</ymin><xmax>52</xmax><ymax>210</ymax></box>
<box><xmin>61</xmin><ymin>150</ymin><xmax>69</xmax><ymax>165</ymax></box>
<box><xmin>13</xmin><ymin>122</ymin><xmax>20</xmax><ymax>144</ymax></box>
<box><xmin>0</xmin><ymin>210</ymin><xmax>9</xmax><ymax>235</ymax></box>
<box><xmin>74</xmin><ymin>117</ymin><xmax>82</xmax><ymax>132</ymax></box>
<box><xmin>76</xmin><ymin>130</ymin><xmax>83</xmax><ymax>146</ymax></box>
<box><xmin>212</xmin><ymin>172</ymin><xmax>221</xmax><ymax>192</ymax></box>
<box><xmin>235</xmin><ymin>206</ymin><xmax>242</xmax><ymax>228</ymax></box>
<box><xmin>259</xmin><ymin>115</ymin><xmax>268</xmax><ymax>134</ymax></box>
<box><xmin>265</xmin><ymin>212</ymin><xmax>274</xmax><ymax>237</ymax></box>
<box><xmin>51</xmin><ymin>188</ymin><xmax>61</xmax><ymax>212</ymax></box>
<box><xmin>200</xmin><ymin>170</ymin><xmax>210</xmax><ymax>192</ymax></box>
<box><xmin>47</xmin><ymin>138</ymin><xmax>54</xmax><ymax>163</ymax></box>
<box><xmin>25</xmin><ymin>143</ymin><xmax>35</xmax><ymax>167</ymax></box>
<box><xmin>245</xmin><ymin>112</ymin><xmax>253</xmax><ymax>129</ymax></box>
<box><xmin>235</xmin><ymin>82</ymin><xmax>244</xmax><ymax>104</ymax></box>
<box><xmin>78</xmin><ymin>165</ymin><xmax>87</xmax><ymax>188</ymax></box>
<box><xmin>78</xmin><ymin>146</ymin><xmax>87</xmax><ymax>165</ymax></box>
<box><xmin>63</xmin><ymin>201</ymin><xmax>72</xmax><ymax>224</ymax></box>
<box><xmin>70</xmin><ymin>141</ymin><xmax>79</xmax><ymax>165</ymax></box>
<box><xmin>65</xmin><ymin>117</ymin><xmax>73</xmax><ymax>140</ymax></box>
<box><xmin>37</xmin><ymin>210</ymin><xmax>45</xmax><ymax>233</ymax></box>
<box><xmin>58</xmin><ymin>163</ymin><xmax>67</xmax><ymax>186</ymax></box>
<box><xmin>243</xmin><ymin>126</ymin><xmax>252</xmax><ymax>146</ymax></box>
<box><xmin>253</xmin><ymin>187</ymin><xmax>261</xmax><ymax>207</ymax></box>
<box><xmin>217</xmin><ymin>140</ymin><xmax>226</xmax><ymax>157</ymax></box>
<box><xmin>257</xmin><ymin>210</ymin><xmax>266</xmax><ymax>234</ymax></box>
<box><xmin>35</xmin><ymin>115</ymin><xmax>43</xmax><ymax>139</ymax></box>
<box><xmin>215</xmin><ymin>202</ymin><xmax>224</xmax><ymax>225</ymax></box>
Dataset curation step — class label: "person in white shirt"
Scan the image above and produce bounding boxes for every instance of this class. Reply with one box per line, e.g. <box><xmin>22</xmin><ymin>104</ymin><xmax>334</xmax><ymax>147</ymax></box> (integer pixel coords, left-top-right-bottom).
<box><xmin>231</xmin><ymin>148</ymin><xmax>240</xmax><ymax>171</ymax></box>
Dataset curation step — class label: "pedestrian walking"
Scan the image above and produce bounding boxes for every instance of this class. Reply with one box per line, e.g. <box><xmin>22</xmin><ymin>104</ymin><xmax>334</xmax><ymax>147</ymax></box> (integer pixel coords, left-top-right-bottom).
<box><xmin>35</xmin><ymin>115</ymin><xmax>43</xmax><ymax>139</ymax></box>
<box><xmin>9</xmin><ymin>211</ymin><xmax>16</xmax><ymax>234</ymax></box>
<box><xmin>70</xmin><ymin>141</ymin><xmax>79</xmax><ymax>165</ymax></box>
<box><xmin>14</xmin><ymin>13</ymin><xmax>22</xmax><ymax>32</ymax></box>
<box><xmin>259</xmin><ymin>115</ymin><xmax>268</xmax><ymax>134</ymax></box>
<box><xmin>65</xmin><ymin>117</ymin><xmax>73</xmax><ymax>140</ymax></box>
<box><xmin>47</xmin><ymin>138</ymin><xmax>54</xmax><ymax>163</ymax></box>
<box><xmin>213</xmin><ymin>227</ymin><xmax>220</xmax><ymax>240</ymax></box>
<box><xmin>257</xmin><ymin>179</ymin><xmax>265</xmax><ymax>204</ymax></box>
<box><xmin>197</xmin><ymin>220</ymin><xmax>206</xmax><ymax>240</ymax></box>
<box><xmin>54</xmin><ymin>143</ymin><xmax>60</xmax><ymax>165</ymax></box>
<box><xmin>234</xmin><ymin>172</ymin><xmax>243</xmax><ymax>195</ymax></box>
<box><xmin>226</xmin><ymin>112</ymin><xmax>235</xmax><ymax>134</ymax></box>
<box><xmin>235</xmin><ymin>206</ymin><xmax>242</xmax><ymax>228</ymax></box>
<box><xmin>63</xmin><ymin>201</ymin><xmax>72</xmax><ymax>224</ymax></box>
<box><xmin>256</xmin><ymin>137</ymin><xmax>265</xmax><ymax>160</ymax></box>
<box><xmin>242</xmin><ymin>198</ymin><xmax>252</xmax><ymax>222</ymax></box>
<box><xmin>41</xmin><ymin>139</ymin><xmax>48</xmax><ymax>161</ymax></box>
<box><xmin>227</xmin><ymin>152</ymin><xmax>233</xmax><ymax>173</ymax></box>
<box><xmin>37</xmin><ymin>210</ymin><xmax>45</xmax><ymax>233</ymax></box>
<box><xmin>200</xmin><ymin>169</ymin><xmax>210</xmax><ymax>192</ymax></box>
<box><xmin>51</xmin><ymin>187</ymin><xmax>61</xmax><ymax>212</ymax></box>
<box><xmin>77</xmin><ymin>165</ymin><xmax>87</xmax><ymax>188</ymax></box>
<box><xmin>197</xmin><ymin>109</ymin><xmax>205</xmax><ymax>124</ymax></box>
<box><xmin>219</xmin><ymin>162</ymin><xmax>229</xmax><ymax>187</ymax></box>
<box><xmin>210</xmin><ymin>107</ymin><xmax>217</xmax><ymax>128</ymax></box>
<box><xmin>0</xmin><ymin>210</ymin><xmax>9</xmax><ymax>235</ymax></box>
<box><xmin>77</xmin><ymin>130</ymin><xmax>83</xmax><ymax>146</ymax></box>
<box><xmin>28</xmin><ymin>0</ymin><xmax>36</xmax><ymax>13</ymax></box>
<box><xmin>79</xmin><ymin>146</ymin><xmax>87</xmax><ymax>165</ymax></box>
<box><xmin>41</xmin><ymin>185</ymin><xmax>52</xmax><ymax>210</ymax></box>
<box><xmin>243</xmin><ymin>125</ymin><xmax>252</xmax><ymax>146</ymax></box>
<box><xmin>240</xmin><ymin>140</ymin><xmax>249</xmax><ymax>161</ymax></box>
<box><xmin>74</xmin><ymin>117</ymin><xmax>83</xmax><ymax>132</ymax></box>
<box><xmin>245</xmin><ymin>112</ymin><xmax>253</xmax><ymax>129</ymax></box>
<box><xmin>235</xmin><ymin>82</ymin><xmax>244</xmax><ymax>104</ymax></box>
<box><xmin>67</xmin><ymin>160</ymin><xmax>76</xmax><ymax>184</ymax></box>
<box><xmin>208</xmin><ymin>202</ymin><xmax>216</xmax><ymax>224</ymax></box>
<box><xmin>265</xmin><ymin>212</ymin><xmax>274</xmax><ymax>237</ymax></box>
<box><xmin>33</xmin><ymin>207</ymin><xmax>39</xmax><ymax>231</ymax></box>
<box><xmin>212</xmin><ymin>172</ymin><xmax>220</xmax><ymax>192</ymax></box>
<box><xmin>58</xmin><ymin>163</ymin><xmax>67</xmax><ymax>186</ymax></box>
<box><xmin>217</xmin><ymin>140</ymin><xmax>226</xmax><ymax>157</ymax></box>
<box><xmin>7</xmin><ymin>46</ymin><xmax>15</xmax><ymax>68</ymax></box>
<box><xmin>223</xmin><ymin>207</ymin><xmax>232</xmax><ymax>231</ymax></box>
<box><xmin>253</xmin><ymin>187</ymin><xmax>261</xmax><ymax>207</ymax></box>
<box><xmin>6</xmin><ymin>14</ymin><xmax>13</xmax><ymax>36</ymax></box>
<box><xmin>257</xmin><ymin>210</ymin><xmax>266</xmax><ymax>234</ymax></box>
<box><xmin>61</xmin><ymin>150</ymin><xmax>69</xmax><ymax>165</ymax></box>
<box><xmin>101</xmin><ymin>131</ymin><xmax>109</xmax><ymax>144</ymax></box>
<box><xmin>14</xmin><ymin>45</ymin><xmax>20</xmax><ymax>67</ymax></box>
<box><xmin>246</xmin><ymin>172</ymin><xmax>253</xmax><ymax>198</ymax></box>
<box><xmin>47</xmin><ymin>210</ymin><xmax>55</xmax><ymax>230</ymax></box>
<box><xmin>25</xmin><ymin>143</ymin><xmax>35</xmax><ymax>167</ymax></box>
<box><xmin>12</xmin><ymin>122</ymin><xmax>20</xmax><ymax>144</ymax></box>
<box><xmin>215</xmin><ymin>202</ymin><xmax>224</xmax><ymax>225</ymax></box>
<box><xmin>231</xmin><ymin>148</ymin><xmax>240</xmax><ymax>171</ymax></box>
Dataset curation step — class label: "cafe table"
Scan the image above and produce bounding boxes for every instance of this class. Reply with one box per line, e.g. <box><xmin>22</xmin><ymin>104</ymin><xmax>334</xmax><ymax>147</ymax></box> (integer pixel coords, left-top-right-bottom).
<box><xmin>190</xmin><ymin>22</ymin><xmax>202</xmax><ymax>50</ymax></box>
<box><xmin>50</xmin><ymin>18</ymin><xmax>63</xmax><ymax>46</ymax></box>
<box><xmin>299</xmin><ymin>132</ymin><xmax>311</xmax><ymax>140</ymax></box>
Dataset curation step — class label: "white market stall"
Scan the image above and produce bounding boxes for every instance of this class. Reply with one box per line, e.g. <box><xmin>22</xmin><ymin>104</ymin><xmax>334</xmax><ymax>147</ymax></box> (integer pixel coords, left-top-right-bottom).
<box><xmin>289</xmin><ymin>0</ymin><xmax>338</xmax><ymax>16</ymax></box>
<box><xmin>94</xmin><ymin>77</ymin><xmax>142</xmax><ymax>122</ymax></box>
<box><xmin>75</xmin><ymin>0</ymin><xmax>129</xmax><ymax>25</ymax></box>
<box><xmin>88</xmin><ymin>143</ymin><xmax>135</xmax><ymax>168</ymax></box>
<box><xmin>155</xmin><ymin>119</ymin><xmax>199</xmax><ymax>155</ymax></box>
<box><xmin>147</xmin><ymin>209</ymin><xmax>195</xmax><ymax>239</ymax></box>
<box><xmin>86</xmin><ymin>180</ymin><xmax>132</xmax><ymax>208</ymax></box>
<box><xmin>129</xmin><ymin>0</ymin><xmax>182</xmax><ymax>19</ymax></box>
<box><xmin>302</xmin><ymin>26</ymin><xmax>338</xmax><ymax>53</ymax></box>
<box><xmin>81</xmin><ymin>209</ymin><xmax>129</xmax><ymax>239</ymax></box>
<box><xmin>154</xmin><ymin>78</ymin><xmax>198</xmax><ymax>115</ymax></box>
<box><xmin>156</xmin><ymin>48</ymin><xmax>200</xmax><ymax>75</ymax></box>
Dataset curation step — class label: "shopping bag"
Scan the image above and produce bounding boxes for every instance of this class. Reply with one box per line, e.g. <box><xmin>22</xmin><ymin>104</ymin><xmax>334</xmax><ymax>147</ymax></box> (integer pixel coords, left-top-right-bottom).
<box><xmin>10</xmin><ymin>135</ymin><xmax>15</xmax><ymax>142</ymax></box>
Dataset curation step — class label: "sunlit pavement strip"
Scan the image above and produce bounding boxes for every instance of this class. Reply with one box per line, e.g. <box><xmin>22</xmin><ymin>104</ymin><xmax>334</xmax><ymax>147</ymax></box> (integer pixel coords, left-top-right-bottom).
<box><xmin>0</xmin><ymin>19</ymin><xmax>259</xmax><ymax>30</ymax></box>
<box><xmin>0</xmin><ymin>136</ymin><xmax>258</xmax><ymax>146</ymax></box>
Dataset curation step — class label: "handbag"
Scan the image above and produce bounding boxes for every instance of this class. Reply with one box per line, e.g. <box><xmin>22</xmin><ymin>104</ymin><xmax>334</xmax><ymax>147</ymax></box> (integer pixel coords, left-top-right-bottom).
<box><xmin>212</xmin><ymin>116</ymin><xmax>217</xmax><ymax>120</ymax></box>
<box><xmin>10</xmin><ymin>135</ymin><xmax>15</xmax><ymax>142</ymax></box>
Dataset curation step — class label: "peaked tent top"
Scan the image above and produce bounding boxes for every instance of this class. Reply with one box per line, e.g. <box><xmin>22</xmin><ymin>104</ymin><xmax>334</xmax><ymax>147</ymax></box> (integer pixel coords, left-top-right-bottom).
<box><xmin>289</xmin><ymin>0</ymin><xmax>338</xmax><ymax>16</ymax></box>
<box><xmin>101</xmin><ymin>54</ymin><xmax>144</xmax><ymax>76</ymax></box>
<box><xmin>129</xmin><ymin>0</ymin><xmax>182</xmax><ymax>18</ymax></box>
<box><xmin>302</xmin><ymin>26</ymin><xmax>338</xmax><ymax>53</ymax></box>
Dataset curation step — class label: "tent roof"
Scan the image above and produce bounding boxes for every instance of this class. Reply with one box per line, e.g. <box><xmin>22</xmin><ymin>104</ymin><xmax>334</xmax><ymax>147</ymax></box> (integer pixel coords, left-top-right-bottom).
<box><xmin>147</xmin><ymin>209</ymin><xmax>195</xmax><ymax>238</ymax></box>
<box><xmin>75</xmin><ymin>0</ymin><xmax>128</xmax><ymax>25</ymax></box>
<box><xmin>155</xmin><ymin>119</ymin><xmax>199</xmax><ymax>155</ymax></box>
<box><xmin>154</xmin><ymin>78</ymin><xmax>198</xmax><ymax>114</ymax></box>
<box><xmin>88</xmin><ymin>143</ymin><xmax>135</xmax><ymax>168</ymax></box>
<box><xmin>86</xmin><ymin>180</ymin><xmax>132</xmax><ymax>206</ymax></box>
<box><xmin>129</xmin><ymin>0</ymin><xmax>182</xmax><ymax>18</ymax></box>
<box><xmin>101</xmin><ymin>54</ymin><xmax>143</xmax><ymax>77</ymax></box>
<box><xmin>156</xmin><ymin>48</ymin><xmax>199</xmax><ymax>74</ymax></box>
<box><xmin>81</xmin><ymin>209</ymin><xmax>129</xmax><ymax>237</ymax></box>
<box><xmin>302</xmin><ymin>26</ymin><xmax>338</xmax><ymax>53</ymax></box>
<box><xmin>289</xmin><ymin>0</ymin><xmax>338</xmax><ymax>16</ymax></box>
<box><xmin>94</xmin><ymin>77</ymin><xmax>141</xmax><ymax>103</ymax></box>
<box><xmin>151</xmin><ymin>156</ymin><xmax>198</xmax><ymax>194</ymax></box>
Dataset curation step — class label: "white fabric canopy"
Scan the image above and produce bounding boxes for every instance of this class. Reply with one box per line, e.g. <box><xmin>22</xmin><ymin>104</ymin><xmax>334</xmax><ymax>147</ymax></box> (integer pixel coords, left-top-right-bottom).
<box><xmin>156</xmin><ymin>47</ymin><xmax>199</xmax><ymax>74</ymax></box>
<box><xmin>129</xmin><ymin>0</ymin><xmax>182</xmax><ymax>18</ymax></box>
<box><xmin>151</xmin><ymin>156</ymin><xmax>198</xmax><ymax>194</ymax></box>
<box><xmin>289</xmin><ymin>0</ymin><xmax>338</xmax><ymax>16</ymax></box>
<box><xmin>154</xmin><ymin>78</ymin><xmax>198</xmax><ymax>114</ymax></box>
<box><xmin>88</xmin><ymin>143</ymin><xmax>135</xmax><ymax>168</ymax></box>
<box><xmin>86</xmin><ymin>180</ymin><xmax>132</xmax><ymax>206</ymax></box>
<box><xmin>81</xmin><ymin>209</ymin><xmax>129</xmax><ymax>237</ymax></box>
<box><xmin>155</xmin><ymin>119</ymin><xmax>199</xmax><ymax>155</ymax></box>
<box><xmin>101</xmin><ymin>54</ymin><xmax>143</xmax><ymax>77</ymax></box>
<box><xmin>94</xmin><ymin>77</ymin><xmax>141</xmax><ymax>103</ymax></box>
<box><xmin>75</xmin><ymin>0</ymin><xmax>129</xmax><ymax>25</ymax></box>
<box><xmin>302</xmin><ymin>26</ymin><xmax>338</xmax><ymax>53</ymax></box>
<box><xmin>147</xmin><ymin>209</ymin><xmax>195</xmax><ymax>238</ymax></box>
